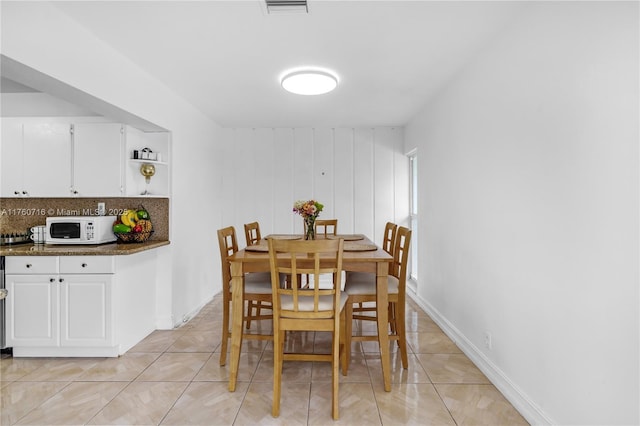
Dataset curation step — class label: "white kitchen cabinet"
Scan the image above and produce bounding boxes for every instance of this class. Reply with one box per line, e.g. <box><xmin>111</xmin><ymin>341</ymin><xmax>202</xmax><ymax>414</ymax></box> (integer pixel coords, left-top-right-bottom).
<box><xmin>23</xmin><ymin>122</ymin><xmax>72</xmax><ymax>197</ymax></box>
<box><xmin>72</xmin><ymin>123</ymin><xmax>124</xmax><ymax>196</ymax></box>
<box><xmin>0</xmin><ymin>118</ymin><xmax>25</xmax><ymax>196</ymax></box>
<box><xmin>5</xmin><ymin>252</ymin><xmax>157</xmax><ymax>357</ymax></box>
<box><xmin>5</xmin><ymin>274</ymin><xmax>59</xmax><ymax>347</ymax></box>
<box><xmin>5</xmin><ymin>256</ymin><xmax>114</xmax><ymax>354</ymax></box>
<box><xmin>60</xmin><ymin>274</ymin><xmax>113</xmax><ymax>347</ymax></box>
<box><xmin>0</xmin><ymin>120</ymin><xmax>72</xmax><ymax>197</ymax></box>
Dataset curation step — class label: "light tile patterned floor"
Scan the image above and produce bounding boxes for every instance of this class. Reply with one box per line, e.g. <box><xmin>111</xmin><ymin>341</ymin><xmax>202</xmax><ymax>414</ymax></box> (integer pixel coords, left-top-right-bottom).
<box><xmin>0</xmin><ymin>294</ymin><xmax>528</xmax><ymax>425</ymax></box>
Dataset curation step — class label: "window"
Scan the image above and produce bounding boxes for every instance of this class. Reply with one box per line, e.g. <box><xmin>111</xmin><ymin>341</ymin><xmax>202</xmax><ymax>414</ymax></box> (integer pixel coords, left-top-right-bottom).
<box><xmin>408</xmin><ymin>151</ymin><xmax>418</xmax><ymax>283</ymax></box>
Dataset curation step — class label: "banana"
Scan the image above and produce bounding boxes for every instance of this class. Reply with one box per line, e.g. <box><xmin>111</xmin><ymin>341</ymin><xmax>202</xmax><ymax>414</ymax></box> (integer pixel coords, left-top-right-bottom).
<box><xmin>120</xmin><ymin>209</ymin><xmax>138</xmax><ymax>227</ymax></box>
<box><xmin>127</xmin><ymin>210</ymin><xmax>138</xmax><ymax>226</ymax></box>
<box><xmin>120</xmin><ymin>210</ymin><xmax>131</xmax><ymax>227</ymax></box>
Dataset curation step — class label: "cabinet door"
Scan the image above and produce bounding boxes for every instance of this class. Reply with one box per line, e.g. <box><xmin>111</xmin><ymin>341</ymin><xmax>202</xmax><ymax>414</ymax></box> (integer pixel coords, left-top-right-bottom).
<box><xmin>22</xmin><ymin>122</ymin><xmax>72</xmax><ymax>196</ymax></box>
<box><xmin>59</xmin><ymin>274</ymin><xmax>113</xmax><ymax>347</ymax></box>
<box><xmin>5</xmin><ymin>275</ymin><xmax>59</xmax><ymax>347</ymax></box>
<box><xmin>73</xmin><ymin>123</ymin><xmax>123</xmax><ymax>196</ymax></box>
<box><xmin>1</xmin><ymin>118</ymin><xmax>25</xmax><ymax>196</ymax></box>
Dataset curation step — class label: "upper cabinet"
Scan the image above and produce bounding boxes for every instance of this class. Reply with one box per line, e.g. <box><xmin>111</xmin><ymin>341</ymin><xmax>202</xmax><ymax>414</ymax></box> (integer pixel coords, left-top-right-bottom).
<box><xmin>1</xmin><ymin>118</ymin><xmax>170</xmax><ymax>198</ymax></box>
<box><xmin>1</xmin><ymin>119</ymin><xmax>72</xmax><ymax>197</ymax></box>
<box><xmin>72</xmin><ymin>123</ymin><xmax>124</xmax><ymax>197</ymax></box>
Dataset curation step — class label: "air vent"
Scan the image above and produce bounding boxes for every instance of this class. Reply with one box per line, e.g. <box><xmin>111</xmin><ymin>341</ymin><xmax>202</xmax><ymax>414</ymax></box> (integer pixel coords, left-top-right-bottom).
<box><xmin>265</xmin><ymin>0</ymin><xmax>308</xmax><ymax>14</ymax></box>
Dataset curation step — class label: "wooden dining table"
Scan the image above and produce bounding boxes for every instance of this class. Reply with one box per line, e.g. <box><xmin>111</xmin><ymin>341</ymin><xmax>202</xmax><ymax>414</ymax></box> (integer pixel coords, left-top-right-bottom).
<box><xmin>226</xmin><ymin>234</ymin><xmax>394</xmax><ymax>392</ymax></box>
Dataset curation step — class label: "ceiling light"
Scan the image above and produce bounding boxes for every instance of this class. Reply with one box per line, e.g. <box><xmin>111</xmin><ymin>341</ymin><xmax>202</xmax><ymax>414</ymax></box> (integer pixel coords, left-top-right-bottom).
<box><xmin>281</xmin><ymin>70</ymin><xmax>338</xmax><ymax>95</ymax></box>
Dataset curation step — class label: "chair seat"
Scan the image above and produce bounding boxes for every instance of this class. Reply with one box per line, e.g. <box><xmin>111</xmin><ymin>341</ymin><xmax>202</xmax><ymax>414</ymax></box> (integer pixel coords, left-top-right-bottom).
<box><xmin>242</xmin><ymin>272</ymin><xmax>285</xmax><ymax>294</ymax></box>
<box><xmin>344</xmin><ymin>274</ymin><xmax>399</xmax><ymax>295</ymax></box>
<box><xmin>280</xmin><ymin>292</ymin><xmax>348</xmax><ymax>313</ymax></box>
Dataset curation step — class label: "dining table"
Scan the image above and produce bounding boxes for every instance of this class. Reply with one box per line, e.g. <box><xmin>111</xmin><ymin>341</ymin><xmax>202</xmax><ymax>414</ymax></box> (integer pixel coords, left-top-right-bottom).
<box><xmin>226</xmin><ymin>233</ymin><xmax>394</xmax><ymax>392</ymax></box>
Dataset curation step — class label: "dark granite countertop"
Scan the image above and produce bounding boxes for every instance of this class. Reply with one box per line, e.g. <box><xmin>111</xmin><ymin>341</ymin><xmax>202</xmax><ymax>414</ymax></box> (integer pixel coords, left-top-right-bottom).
<box><xmin>0</xmin><ymin>240</ymin><xmax>170</xmax><ymax>256</ymax></box>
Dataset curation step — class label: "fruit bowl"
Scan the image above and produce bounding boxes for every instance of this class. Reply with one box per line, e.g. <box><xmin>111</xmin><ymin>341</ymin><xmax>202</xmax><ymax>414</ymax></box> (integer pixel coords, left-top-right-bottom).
<box><xmin>112</xmin><ymin>207</ymin><xmax>153</xmax><ymax>243</ymax></box>
<box><xmin>115</xmin><ymin>230</ymin><xmax>153</xmax><ymax>243</ymax></box>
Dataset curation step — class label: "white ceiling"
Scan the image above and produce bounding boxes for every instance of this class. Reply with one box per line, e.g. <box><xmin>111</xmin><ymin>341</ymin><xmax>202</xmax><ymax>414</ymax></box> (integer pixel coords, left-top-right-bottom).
<box><xmin>52</xmin><ymin>0</ymin><xmax>526</xmax><ymax>128</ymax></box>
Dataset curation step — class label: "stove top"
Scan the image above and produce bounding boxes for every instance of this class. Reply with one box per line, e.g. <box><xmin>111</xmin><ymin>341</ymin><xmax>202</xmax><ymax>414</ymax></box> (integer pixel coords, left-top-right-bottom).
<box><xmin>0</xmin><ymin>233</ymin><xmax>31</xmax><ymax>246</ymax></box>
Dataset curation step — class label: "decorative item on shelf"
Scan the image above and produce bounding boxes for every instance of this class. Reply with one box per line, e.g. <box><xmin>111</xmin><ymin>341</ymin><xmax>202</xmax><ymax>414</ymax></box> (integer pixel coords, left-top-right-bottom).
<box><xmin>140</xmin><ymin>163</ymin><xmax>156</xmax><ymax>195</ymax></box>
<box><xmin>112</xmin><ymin>207</ymin><xmax>153</xmax><ymax>243</ymax></box>
<box><xmin>293</xmin><ymin>199</ymin><xmax>324</xmax><ymax>240</ymax></box>
<box><xmin>140</xmin><ymin>163</ymin><xmax>156</xmax><ymax>183</ymax></box>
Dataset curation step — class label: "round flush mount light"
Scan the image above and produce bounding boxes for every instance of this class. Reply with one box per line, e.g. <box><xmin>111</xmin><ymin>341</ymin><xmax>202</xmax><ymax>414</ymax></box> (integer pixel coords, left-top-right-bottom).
<box><xmin>281</xmin><ymin>69</ymin><xmax>338</xmax><ymax>95</ymax></box>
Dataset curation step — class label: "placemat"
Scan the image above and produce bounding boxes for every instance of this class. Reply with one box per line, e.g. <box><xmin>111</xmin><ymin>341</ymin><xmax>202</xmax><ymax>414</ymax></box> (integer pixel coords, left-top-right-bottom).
<box><xmin>327</xmin><ymin>234</ymin><xmax>365</xmax><ymax>241</ymax></box>
<box><xmin>245</xmin><ymin>244</ymin><xmax>269</xmax><ymax>252</ymax></box>
<box><xmin>265</xmin><ymin>234</ymin><xmax>302</xmax><ymax>240</ymax></box>
<box><xmin>344</xmin><ymin>242</ymin><xmax>378</xmax><ymax>252</ymax></box>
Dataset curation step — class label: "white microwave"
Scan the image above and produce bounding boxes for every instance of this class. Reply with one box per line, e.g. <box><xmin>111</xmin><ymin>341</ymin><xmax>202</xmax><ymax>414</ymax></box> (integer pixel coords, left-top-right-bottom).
<box><xmin>45</xmin><ymin>216</ymin><xmax>117</xmax><ymax>245</ymax></box>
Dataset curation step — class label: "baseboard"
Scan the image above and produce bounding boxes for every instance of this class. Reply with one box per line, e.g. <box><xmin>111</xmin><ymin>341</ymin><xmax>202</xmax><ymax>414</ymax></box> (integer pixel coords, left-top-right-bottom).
<box><xmin>407</xmin><ymin>289</ymin><xmax>554</xmax><ymax>426</ymax></box>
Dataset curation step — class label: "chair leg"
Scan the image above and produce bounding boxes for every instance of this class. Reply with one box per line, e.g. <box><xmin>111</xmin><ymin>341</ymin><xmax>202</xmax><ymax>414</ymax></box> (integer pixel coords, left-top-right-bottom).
<box><xmin>396</xmin><ymin>301</ymin><xmax>408</xmax><ymax>369</ymax></box>
<box><xmin>272</xmin><ymin>329</ymin><xmax>284</xmax><ymax>417</ymax></box>
<box><xmin>246</xmin><ymin>301</ymin><xmax>253</xmax><ymax>329</ymax></box>
<box><xmin>339</xmin><ymin>308</ymin><xmax>347</xmax><ymax>375</ymax></box>
<box><xmin>343</xmin><ymin>299</ymin><xmax>353</xmax><ymax>375</ymax></box>
<box><xmin>388</xmin><ymin>302</ymin><xmax>397</xmax><ymax>334</ymax></box>
<box><xmin>332</xmin><ymin>318</ymin><xmax>341</xmax><ymax>420</ymax></box>
<box><xmin>220</xmin><ymin>297</ymin><xmax>230</xmax><ymax>366</ymax></box>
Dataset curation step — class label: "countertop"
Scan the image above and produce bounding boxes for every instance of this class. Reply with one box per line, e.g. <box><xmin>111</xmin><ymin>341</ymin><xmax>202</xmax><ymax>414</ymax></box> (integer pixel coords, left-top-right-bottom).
<box><xmin>0</xmin><ymin>240</ymin><xmax>170</xmax><ymax>256</ymax></box>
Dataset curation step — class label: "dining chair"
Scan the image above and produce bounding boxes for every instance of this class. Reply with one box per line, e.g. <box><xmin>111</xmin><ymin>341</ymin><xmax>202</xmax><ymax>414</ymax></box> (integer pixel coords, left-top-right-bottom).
<box><xmin>345</xmin><ymin>222</ymin><xmax>398</xmax><ymax>325</ymax></box>
<box><xmin>217</xmin><ymin>226</ymin><xmax>274</xmax><ymax>366</ymax></box>
<box><xmin>315</xmin><ymin>218</ymin><xmax>338</xmax><ymax>236</ymax></box>
<box><xmin>244</xmin><ymin>221</ymin><xmax>261</xmax><ymax>246</ymax></box>
<box><xmin>243</xmin><ymin>221</ymin><xmax>268</xmax><ymax>327</ymax></box>
<box><xmin>343</xmin><ymin>225</ymin><xmax>411</xmax><ymax>373</ymax></box>
<box><xmin>268</xmin><ymin>237</ymin><xmax>347</xmax><ymax>420</ymax></box>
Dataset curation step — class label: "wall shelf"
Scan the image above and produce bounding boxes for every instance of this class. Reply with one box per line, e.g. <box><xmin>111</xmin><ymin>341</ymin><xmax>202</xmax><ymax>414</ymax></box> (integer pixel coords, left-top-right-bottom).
<box><xmin>129</xmin><ymin>159</ymin><xmax>168</xmax><ymax>166</ymax></box>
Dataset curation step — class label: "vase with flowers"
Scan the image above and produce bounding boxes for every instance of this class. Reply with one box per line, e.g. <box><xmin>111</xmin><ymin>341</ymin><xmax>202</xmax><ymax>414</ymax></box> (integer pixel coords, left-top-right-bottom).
<box><xmin>293</xmin><ymin>199</ymin><xmax>324</xmax><ymax>240</ymax></box>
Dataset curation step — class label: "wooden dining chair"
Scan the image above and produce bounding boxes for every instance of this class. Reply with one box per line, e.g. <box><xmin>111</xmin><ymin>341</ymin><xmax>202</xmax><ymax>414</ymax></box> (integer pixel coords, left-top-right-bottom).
<box><xmin>217</xmin><ymin>226</ymin><xmax>274</xmax><ymax>366</ymax></box>
<box><xmin>243</xmin><ymin>221</ymin><xmax>268</xmax><ymax>327</ymax></box>
<box><xmin>315</xmin><ymin>218</ymin><xmax>338</xmax><ymax>236</ymax></box>
<box><xmin>268</xmin><ymin>238</ymin><xmax>347</xmax><ymax>420</ymax></box>
<box><xmin>343</xmin><ymin>226</ymin><xmax>411</xmax><ymax>373</ymax></box>
<box><xmin>244</xmin><ymin>221</ymin><xmax>261</xmax><ymax>246</ymax></box>
<box><xmin>346</xmin><ymin>221</ymin><xmax>398</xmax><ymax>319</ymax></box>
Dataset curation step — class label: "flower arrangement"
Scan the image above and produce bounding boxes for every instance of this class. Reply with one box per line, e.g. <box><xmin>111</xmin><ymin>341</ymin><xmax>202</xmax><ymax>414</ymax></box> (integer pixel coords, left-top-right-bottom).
<box><xmin>293</xmin><ymin>199</ymin><xmax>324</xmax><ymax>240</ymax></box>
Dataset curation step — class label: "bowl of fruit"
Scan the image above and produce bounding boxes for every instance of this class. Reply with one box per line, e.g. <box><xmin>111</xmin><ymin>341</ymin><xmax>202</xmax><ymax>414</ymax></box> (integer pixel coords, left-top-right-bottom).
<box><xmin>112</xmin><ymin>208</ymin><xmax>153</xmax><ymax>243</ymax></box>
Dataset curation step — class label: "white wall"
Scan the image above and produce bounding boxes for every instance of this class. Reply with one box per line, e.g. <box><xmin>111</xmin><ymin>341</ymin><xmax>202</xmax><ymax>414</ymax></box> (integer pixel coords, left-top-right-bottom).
<box><xmin>220</xmin><ymin>127</ymin><xmax>408</xmax><ymax>245</ymax></box>
<box><xmin>405</xmin><ymin>2</ymin><xmax>638</xmax><ymax>425</ymax></box>
<box><xmin>1</xmin><ymin>2</ymin><xmax>224</xmax><ymax>326</ymax></box>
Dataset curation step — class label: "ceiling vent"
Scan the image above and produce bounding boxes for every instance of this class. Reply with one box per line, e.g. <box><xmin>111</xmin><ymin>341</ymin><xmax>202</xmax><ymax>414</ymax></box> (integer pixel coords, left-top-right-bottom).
<box><xmin>265</xmin><ymin>0</ymin><xmax>308</xmax><ymax>14</ymax></box>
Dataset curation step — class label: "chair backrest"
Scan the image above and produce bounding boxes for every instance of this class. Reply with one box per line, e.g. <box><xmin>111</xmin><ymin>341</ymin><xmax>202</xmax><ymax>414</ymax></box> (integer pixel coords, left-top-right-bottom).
<box><xmin>217</xmin><ymin>226</ymin><xmax>238</xmax><ymax>293</ymax></box>
<box><xmin>382</xmin><ymin>222</ymin><xmax>398</xmax><ymax>274</ymax></box>
<box><xmin>244</xmin><ymin>221</ymin><xmax>261</xmax><ymax>246</ymax></box>
<box><xmin>268</xmin><ymin>238</ymin><xmax>344</xmax><ymax>319</ymax></box>
<box><xmin>381</xmin><ymin>222</ymin><xmax>397</xmax><ymax>255</ymax></box>
<box><xmin>390</xmin><ymin>226</ymin><xmax>412</xmax><ymax>293</ymax></box>
<box><xmin>315</xmin><ymin>219</ymin><xmax>338</xmax><ymax>236</ymax></box>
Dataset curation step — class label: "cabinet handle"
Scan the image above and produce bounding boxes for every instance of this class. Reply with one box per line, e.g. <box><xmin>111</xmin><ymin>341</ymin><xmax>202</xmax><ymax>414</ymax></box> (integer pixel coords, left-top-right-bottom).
<box><xmin>25</xmin><ymin>264</ymin><xmax>32</xmax><ymax>268</ymax></box>
<box><xmin>14</xmin><ymin>191</ymin><xmax>19</xmax><ymax>195</ymax></box>
<box><xmin>59</xmin><ymin>278</ymin><xmax>64</xmax><ymax>283</ymax></box>
<box><xmin>22</xmin><ymin>191</ymin><xmax>28</xmax><ymax>195</ymax></box>
<box><xmin>81</xmin><ymin>263</ymin><xmax>87</xmax><ymax>268</ymax></box>
<box><xmin>50</xmin><ymin>278</ymin><xmax>55</xmax><ymax>283</ymax></box>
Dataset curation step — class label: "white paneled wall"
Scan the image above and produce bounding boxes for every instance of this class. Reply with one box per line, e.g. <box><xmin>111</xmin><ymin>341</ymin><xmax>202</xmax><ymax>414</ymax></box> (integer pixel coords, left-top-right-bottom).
<box><xmin>220</xmin><ymin>127</ymin><xmax>407</xmax><ymax>246</ymax></box>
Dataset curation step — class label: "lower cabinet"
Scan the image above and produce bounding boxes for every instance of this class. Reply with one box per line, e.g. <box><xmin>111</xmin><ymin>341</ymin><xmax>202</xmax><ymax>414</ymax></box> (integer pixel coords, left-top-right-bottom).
<box><xmin>6</xmin><ymin>253</ymin><xmax>156</xmax><ymax>357</ymax></box>
<box><xmin>6</xmin><ymin>273</ymin><xmax>113</xmax><ymax>349</ymax></box>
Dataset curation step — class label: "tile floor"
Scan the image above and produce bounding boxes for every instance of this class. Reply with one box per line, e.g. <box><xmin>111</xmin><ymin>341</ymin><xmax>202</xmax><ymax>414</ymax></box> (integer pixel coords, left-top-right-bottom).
<box><xmin>1</xmin><ymin>294</ymin><xmax>528</xmax><ymax>425</ymax></box>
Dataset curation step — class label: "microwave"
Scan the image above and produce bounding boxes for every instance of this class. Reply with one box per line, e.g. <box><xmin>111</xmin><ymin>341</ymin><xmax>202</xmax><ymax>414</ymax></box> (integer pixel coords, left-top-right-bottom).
<box><xmin>45</xmin><ymin>216</ymin><xmax>117</xmax><ymax>245</ymax></box>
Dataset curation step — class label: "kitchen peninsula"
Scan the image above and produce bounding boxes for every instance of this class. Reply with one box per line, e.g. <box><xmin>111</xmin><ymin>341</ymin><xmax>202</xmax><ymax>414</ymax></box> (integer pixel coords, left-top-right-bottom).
<box><xmin>2</xmin><ymin>240</ymin><xmax>170</xmax><ymax>358</ymax></box>
<box><xmin>1</xmin><ymin>196</ymin><xmax>171</xmax><ymax>358</ymax></box>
